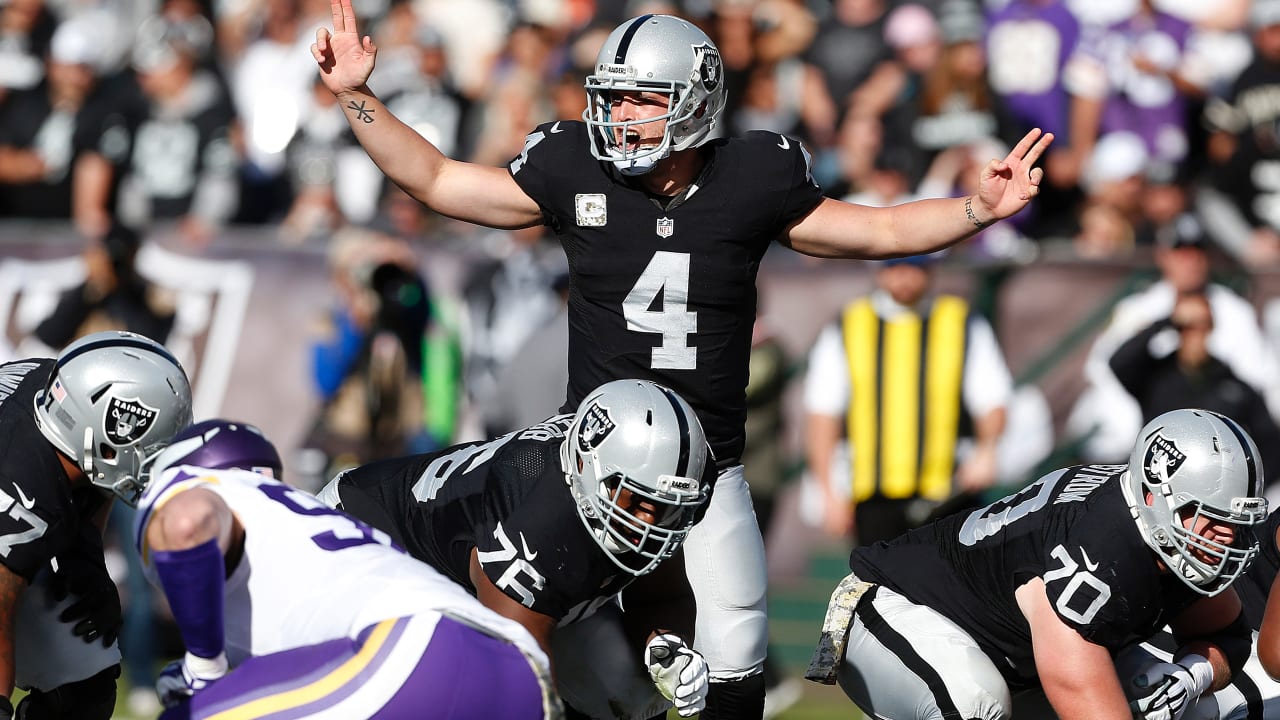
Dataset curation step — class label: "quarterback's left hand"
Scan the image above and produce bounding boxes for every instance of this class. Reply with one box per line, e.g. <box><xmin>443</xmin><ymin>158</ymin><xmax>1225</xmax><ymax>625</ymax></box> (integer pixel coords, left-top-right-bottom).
<box><xmin>644</xmin><ymin>634</ymin><xmax>708</xmax><ymax>717</ymax></box>
<box><xmin>1129</xmin><ymin>657</ymin><xmax>1213</xmax><ymax>720</ymax></box>
<box><xmin>156</xmin><ymin>652</ymin><xmax>228</xmax><ymax>708</ymax></box>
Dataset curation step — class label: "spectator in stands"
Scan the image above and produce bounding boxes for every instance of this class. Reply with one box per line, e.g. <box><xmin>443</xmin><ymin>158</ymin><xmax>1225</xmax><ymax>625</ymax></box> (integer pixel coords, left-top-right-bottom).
<box><xmin>87</xmin><ymin>13</ymin><xmax>239</xmax><ymax>246</ymax></box>
<box><xmin>33</xmin><ymin>221</ymin><xmax>175</xmax><ymax>349</ymax></box>
<box><xmin>1062</xmin><ymin>0</ymin><xmax>1206</xmax><ymax>190</ymax></box>
<box><xmin>984</xmin><ymin>0</ymin><xmax>1084</xmax><ymax>238</ymax></box>
<box><xmin>1109</xmin><ymin>289</ymin><xmax>1280</xmax><ymax>482</ymax></box>
<box><xmin>1199</xmin><ymin>0</ymin><xmax>1280</xmax><ymax>266</ymax></box>
<box><xmin>805</xmin><ymin>0</ymin><xmax>892</xmax><ymax>122</ymax></box>
<box><xmin>0</xmin><ymin>14</ymin><xmax>116</xmax><ymax>221</ymax></box>
<box><xmin>803</xmin><ymin>253</ymin><xmax>1013</xmax><ymax>545</ymax></box>
<box><xmin>1067</xmin><ymin>218</ymin><xmax>1280</xmax><ymax>462</ymax></box>
<box><xmin>1072</xmin><ymin>130</ymin><xmax>1148</xmax><ymax>259</ymax></box>
<box><xmin>0</xmin><ymin>0</ymin><xmax>55</xmax><ymax>102</ymax></box>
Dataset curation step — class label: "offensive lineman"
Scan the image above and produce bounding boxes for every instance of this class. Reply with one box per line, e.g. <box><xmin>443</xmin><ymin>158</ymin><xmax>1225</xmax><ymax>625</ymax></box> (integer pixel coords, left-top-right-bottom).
<box><xmin>809</xmin><ymin>408</ymin><xmax>1268</xmax><ymax>720</ymax></box>
<box><xmin>134</xmin><ymin>419</ymin><xmax>557</xmax><ymax>719</ymax></box>
<box><xmin>319</xmin><ymin>379</ymin><xmax>715</xmax><ymax>718</ymax></box>
<box><xmin>312</xmin><ymin>6</ymin><xmax>1054</xmax><ymax>716</ymax></box>
<box><xmin>0</xmin><ymin>330</ymin><xmax>192</xmax><ymax>718</ymax></box>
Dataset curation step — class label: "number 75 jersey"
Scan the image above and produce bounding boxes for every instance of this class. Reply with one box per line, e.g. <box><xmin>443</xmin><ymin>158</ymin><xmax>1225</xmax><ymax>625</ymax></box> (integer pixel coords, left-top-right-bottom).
<box><xmin>848</xmin><ymin>465</ymin><xmax>1202</xmax><ymax>689</ymax></box>
<box><xmin>509</xmin><ymin>120</ymin><xmax>824</xmax><ymax>463</ymax></box>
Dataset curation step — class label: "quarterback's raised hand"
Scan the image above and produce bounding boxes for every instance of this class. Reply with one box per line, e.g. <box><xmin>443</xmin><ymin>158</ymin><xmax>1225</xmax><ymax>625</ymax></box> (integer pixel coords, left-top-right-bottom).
<box><xmin>156</xmin><ymin>651</ymin><xmax>228</xmax><ymax>708</ymax></box>
<box><xmin>1128</xmin><ymin>657</ymin><xmax>1213</xmax><ymax>720</ymax></box>
<box><xmin>312</xmin><ymin>0</ymin><xmax>377</xmax><ymax>97</ymax></box>
<box><xmin>644</xmin><ymin>634</ymin><xmax>709</xmax><ymax>717</ymax></box>
<box><xmin>972</xmin><ymin>128</ymin><xmax>1055</xmax><ymax>224</ymax></box>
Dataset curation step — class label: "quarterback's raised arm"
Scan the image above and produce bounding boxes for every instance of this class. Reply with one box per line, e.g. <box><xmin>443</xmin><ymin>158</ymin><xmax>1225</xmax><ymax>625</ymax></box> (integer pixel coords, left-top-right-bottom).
<box><xmin>783</xmin><ymin>128</ymin><xmax>1053</xmax><ymax>259</ymax></box>
<box><xmin>311</xmin><ymin>0</ymin><xmax>542</xmax><ymax>229</ymax></box>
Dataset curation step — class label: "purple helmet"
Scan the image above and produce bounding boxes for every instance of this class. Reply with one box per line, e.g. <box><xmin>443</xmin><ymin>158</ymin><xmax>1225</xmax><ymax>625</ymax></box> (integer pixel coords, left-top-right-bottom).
<box><xmin>149</xmin><ymin>419</ymin><xmax>283</xmax><ymax>481</ymax></box>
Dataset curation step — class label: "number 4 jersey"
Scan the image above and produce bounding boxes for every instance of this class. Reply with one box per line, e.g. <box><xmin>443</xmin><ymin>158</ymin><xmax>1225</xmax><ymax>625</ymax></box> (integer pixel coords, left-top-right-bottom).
<box><xmin>508</xmin><ymin>120</ymin><xmax>824</xmax><ymax>463</ymax></box>
<box><xmin>133</xmin><ymin>465</ymin><xmax>544</xmax><ymax>667</ymax></box>
<box><xmin>848</xmin><ymin>465</ymin><xmax>1201</xmax><ymax>689</ymax></box>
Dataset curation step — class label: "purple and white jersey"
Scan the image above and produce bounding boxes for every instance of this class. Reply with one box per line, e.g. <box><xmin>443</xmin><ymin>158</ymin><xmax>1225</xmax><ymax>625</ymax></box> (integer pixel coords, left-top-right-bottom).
<box><xmin>1064</xmin><ymin>10</ymin><xmax>1199</xmax><ymax>163</ymax></box>
<box><xmin>133</xmin><ymin>465</ymin><xmax>548</xmax><ymax>672</ymax></box>
<box><xmin>986</xmin><ymin>1</ymin><xmax>1081</xmax><ymax>139</ymax></box>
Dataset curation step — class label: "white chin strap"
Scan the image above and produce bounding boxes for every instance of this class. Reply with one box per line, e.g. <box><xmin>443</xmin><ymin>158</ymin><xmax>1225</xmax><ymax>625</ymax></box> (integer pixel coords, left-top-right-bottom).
<box><xmin>613</xmin><ymin>151</ymin><xmax>664</xmax><ymax>176</ymax></box>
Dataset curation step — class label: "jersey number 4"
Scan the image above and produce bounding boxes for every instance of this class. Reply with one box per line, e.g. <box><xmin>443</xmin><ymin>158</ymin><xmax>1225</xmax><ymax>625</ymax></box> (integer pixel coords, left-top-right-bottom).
<box><xmin>625</xmin><ymin>251</ymin><xmax>698</xmax><ymax>370</ymax></box>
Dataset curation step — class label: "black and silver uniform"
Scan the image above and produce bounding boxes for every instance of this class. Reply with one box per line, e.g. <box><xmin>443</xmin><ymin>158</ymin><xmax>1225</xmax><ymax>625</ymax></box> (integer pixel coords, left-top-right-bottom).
<box><xmin>331</xmin><ymin>415</ymin><xmax>632</xmax><ymax>623</ymax></box>
<box><xmin>849</xmin><ymin>464</ymin><xmax>1200</xmax><ymax>690</ymax></box>
<box><xmin>0</xmin><ymin>359</ymin><xmax>103</xmax><ymax>581</ymax></box>
<box><xmin>1235</xmin><ymin>509</ymin><xmax>1280</xmax><ymax>629</ymax></box>
<box><xmin>509</xmin><ymin>121</ymin><xmax>824</xmax><ymax>463</ymax></box>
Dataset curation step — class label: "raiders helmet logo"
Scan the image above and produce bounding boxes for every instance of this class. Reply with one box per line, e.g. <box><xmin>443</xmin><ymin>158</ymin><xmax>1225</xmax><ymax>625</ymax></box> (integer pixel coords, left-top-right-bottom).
<box><xmin>693</xmin><ymin>42</ymin><xmax>721</xmax><ymax>91</ymax></box>
<box><xmin>1143</xmin><ymin>433</ymin><xmax>1187</xmax><ymax>484</ymax></box>
<box><xmin>105</xmin><ymin>396</ymin><xmax>159</xmax><ymax>445</ymax></box>
<box><xmin>577</xmin><ymin>402</ymin><xmax>616</xmax><ymax>452</ymax></box>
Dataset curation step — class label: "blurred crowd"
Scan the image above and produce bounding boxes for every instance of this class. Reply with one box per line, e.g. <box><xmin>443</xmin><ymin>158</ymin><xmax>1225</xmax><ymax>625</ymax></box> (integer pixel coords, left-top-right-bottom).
<box><xmin>5</xmin><ymin>0</ymin><xmax>1280</xmax><ymax>264</ymax></box>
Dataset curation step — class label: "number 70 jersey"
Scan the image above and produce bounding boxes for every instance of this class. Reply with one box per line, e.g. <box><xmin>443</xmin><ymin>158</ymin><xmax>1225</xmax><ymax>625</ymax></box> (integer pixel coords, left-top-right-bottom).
<box><xmin>848</xmin><ymin>464</ymin><xmax>1201</xmax><ymax>689</ymax></box>
<box><xmin>133</xmin><ymin>465</ymin><xmax>542</xmax><ymax>667</ymax></box>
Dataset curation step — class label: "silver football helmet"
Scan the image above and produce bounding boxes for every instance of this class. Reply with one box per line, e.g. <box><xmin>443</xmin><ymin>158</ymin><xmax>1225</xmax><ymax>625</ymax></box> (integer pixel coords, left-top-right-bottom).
<box><xmin>1122</xmin><ymin>409</ymin><xmax>1268</xmax><ymax>596</ymax></box>
<box><xmin>561</xmin><ymin>379</ymin><xmax>711</xmax><ymax>576</ymax></box>
<box><xmin>583</xmin><ymin>14</ymin><xmax>726</xmax><ymax>175</ymax></box>
<box><xmin>34</xmin><ymin>331</ymin><xmax>193</xmax><ymax>505</ymax></box>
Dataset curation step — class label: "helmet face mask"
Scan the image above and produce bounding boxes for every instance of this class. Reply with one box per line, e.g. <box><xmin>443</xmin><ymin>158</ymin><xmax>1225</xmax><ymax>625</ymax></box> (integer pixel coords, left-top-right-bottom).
<box><xmin>34</xmin><ymin>331</ymin><xmax>192</xmax><ymax>506</ymax></box>
<box><xmin>562</xmin><ymin>379</ymin><xmax>710</xmax><ymax>576</ymax></box>
<box><xmin>1123</xmin><ymin>409</ymin><xmax>1269</xmax><ymax>596</ymax></box>
<box><xmin>583</xmin><ymin>15</ymin><xmax>725</xmax><ymax>175</ymax></box>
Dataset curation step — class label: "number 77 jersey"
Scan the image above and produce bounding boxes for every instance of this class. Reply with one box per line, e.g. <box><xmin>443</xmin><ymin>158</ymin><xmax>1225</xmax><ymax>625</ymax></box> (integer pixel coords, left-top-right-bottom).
<box><xmin>847</xmin><ymin>464</ymin><xmax>1203</xmax><ymax>690</ymax></box>
<box><xmin>508</xmin><ymin>120</ymin><xmax>824</xmax><ymax>463</ymax></box>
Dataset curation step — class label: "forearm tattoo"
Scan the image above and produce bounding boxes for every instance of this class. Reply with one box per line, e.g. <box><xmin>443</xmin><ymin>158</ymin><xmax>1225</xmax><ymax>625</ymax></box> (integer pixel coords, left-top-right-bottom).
<box><xmin>965</xmin><ymin>197</ymin><xmax>991</xmax><ymax>230</ymax></box>
<box><xmin>347</xmin><ymin>100</ymin><xmax>375</xmax><ymax>124</ymax></box>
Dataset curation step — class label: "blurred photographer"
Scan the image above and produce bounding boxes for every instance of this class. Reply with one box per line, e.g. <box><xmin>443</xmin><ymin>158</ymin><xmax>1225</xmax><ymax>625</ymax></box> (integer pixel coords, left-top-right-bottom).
<box><xmin>33</xmin><ymin>222</ymin><xmax>176</xmax><ymax>349</ymax></box>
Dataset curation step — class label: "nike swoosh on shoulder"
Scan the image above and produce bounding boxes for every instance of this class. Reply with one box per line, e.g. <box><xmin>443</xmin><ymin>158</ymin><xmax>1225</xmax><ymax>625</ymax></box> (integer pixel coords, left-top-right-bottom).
<box><xmin>519</xmin><ymin>532</ymin><xmax>539</xmax><ymax>561</ymax></box>
<box><xmin>550</xmin><ymin>122</ymin><xmax>563</xmax><ymax>134</ymax></box>
<box><xmin>777</xmin><ymin>135</ymin><xmax>790</xmax><ymax>150</ymax></box>
<box><xmin>1079</xmin><ymin>547</ymin><xmax>1099</xmax><ymax>572</ymax></box>
<box><xmin>13</xmin><ymin>485</ymin><xmax>35</xmax><ymax>510</ymax></box>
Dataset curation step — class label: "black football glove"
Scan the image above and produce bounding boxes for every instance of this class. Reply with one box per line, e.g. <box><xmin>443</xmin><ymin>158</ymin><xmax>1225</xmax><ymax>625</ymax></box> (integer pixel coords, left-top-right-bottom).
<box><xmin>14</xmin><ymin>664</ymin><xmax>119</xmax><ymax>720</ymax></box>
<box><xmin>47</xmin><ymin>536</ymin><xmax>122</xmax><ymax>647</ymax></box>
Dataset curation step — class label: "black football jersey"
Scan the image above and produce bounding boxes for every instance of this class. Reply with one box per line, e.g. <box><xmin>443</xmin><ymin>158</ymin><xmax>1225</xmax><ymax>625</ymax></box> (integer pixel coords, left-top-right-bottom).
<box><xmin>509</xmin><ymin>121</ymin><xmax>824</xmax><ymax>463</ymax></box>
<box><xmin>1235</xmin><ymin>510</ymin><xmax>1280</xmax><ymax>629</ymax></box>
<box><xmin>332</xmin><ymin>415</ymin><xmax>632</xmax><ymax>623</ymax></box>
<box><xmin>0</xmin><ymin>359</ymin><xmax>85</xmax><ymax>581</ymax></box>
<box><xmin>849</xmin><ymin>464</ymin><xmax>1200</xmax><ymax>689</ymax></box>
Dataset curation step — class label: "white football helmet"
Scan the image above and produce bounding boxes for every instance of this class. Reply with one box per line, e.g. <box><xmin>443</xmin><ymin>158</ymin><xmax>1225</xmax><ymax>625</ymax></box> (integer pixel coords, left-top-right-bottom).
<box><xmin>561</xmin><ymin>379</ymin><xmax>711</xmax><ymax>576</ymax></box>
<box><xmin>1122</xmin><ymin>409</ymin><xmax>1268</xmax><ymax>596</ymax></box>
<box><xmin>34</xmin><ymin>331</ymin><xmax>192</xmax><ymax>505</ymax></box>
<box><xmin>583</xmin><ymin>14</ymin><xmax>726</xmax><ymax>175</ymax></box>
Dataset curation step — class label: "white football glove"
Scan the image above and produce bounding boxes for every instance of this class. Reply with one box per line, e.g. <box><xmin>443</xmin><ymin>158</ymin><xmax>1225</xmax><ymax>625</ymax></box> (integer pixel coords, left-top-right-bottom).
<box><xmin>156</xmin><ymin>651</ymin><xmax>228</xmax><ymax>708</ymax></box>
<box><xmin>644</xmin><ymin>634</ymin><xmax>709</xmax><ymax>718</ymax></box>
<box><xmin>1129</xmin><ymin>655</ymin><xmax>1213</xmax><ymax>720</ymax></box>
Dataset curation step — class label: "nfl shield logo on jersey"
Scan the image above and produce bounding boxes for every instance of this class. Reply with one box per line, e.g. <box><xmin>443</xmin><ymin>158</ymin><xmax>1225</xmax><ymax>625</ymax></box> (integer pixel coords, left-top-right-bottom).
<box><xmin>656</xmin><ymin>217</ymin><xmax>674</xmax><ymax>238</ymax></box>
<box><xmin>105</xmin><ymin>397</ymin><xmax>158</xmax><ymax>445</ymax></box>
<box><xmin>576</xmin><ymin>194</ymin><xmax>607</xmax><ymax>227</ymax></box>
<box><xmin>1143</xmin><ymin>433</ymin><xmax>1187</xmax><ymax>483</ymax></box>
